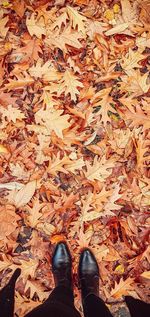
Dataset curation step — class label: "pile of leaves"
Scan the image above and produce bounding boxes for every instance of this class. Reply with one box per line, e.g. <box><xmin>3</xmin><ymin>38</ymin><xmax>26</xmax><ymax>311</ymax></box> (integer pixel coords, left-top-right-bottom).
<box><xmin>0</xmin><ymin>0</ymin><xmax>150</xmax><ymax>315</ymax></box>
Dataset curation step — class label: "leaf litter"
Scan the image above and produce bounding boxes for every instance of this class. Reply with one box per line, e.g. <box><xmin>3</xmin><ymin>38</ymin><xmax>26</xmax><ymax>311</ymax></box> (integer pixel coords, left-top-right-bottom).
<box><xmin>0</xmin><ymin>0</ymin><xmax>150</xmax><ymax>316</ymax></box>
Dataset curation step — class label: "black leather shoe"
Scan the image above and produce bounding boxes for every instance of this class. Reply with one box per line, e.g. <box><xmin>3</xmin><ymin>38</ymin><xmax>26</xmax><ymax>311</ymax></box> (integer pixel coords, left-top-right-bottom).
<box><xmin>78</xmin><ymin>249</ymin><xmax>99</xmax><ymax>300</ymax></box>
<box><xmin>52</xmin><ymin>242</ymin><xmax>72</xmax><ymax>290</ymax></box>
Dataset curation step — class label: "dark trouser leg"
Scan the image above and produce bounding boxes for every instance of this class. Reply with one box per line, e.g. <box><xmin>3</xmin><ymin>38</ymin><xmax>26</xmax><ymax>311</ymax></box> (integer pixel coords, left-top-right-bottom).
<box><xmin>25</xmin><ymin>285</ymin><xmax>81</xmax><ymax>317</ymax></box>
<box><xmin>0</xmin><ymin>268</ymin><xmax>21</xmax><ymax>317</ymax></box>
<box><xmin>83</xmin><ymin>294</ymin><xmax>113</xmax><ymax>317</ymax></box>
<box><xmin>125</xmin><ymin>296</ymin><xmax>150</xmax><ymax>317</ymax></box>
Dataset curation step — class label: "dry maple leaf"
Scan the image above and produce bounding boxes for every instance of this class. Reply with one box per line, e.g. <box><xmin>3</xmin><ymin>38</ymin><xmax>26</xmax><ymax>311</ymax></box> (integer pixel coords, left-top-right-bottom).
<box><xmin>26</xmin><ymin>13</ymin><xmax>46</xmax><ymax>39</ymax></box>
<box><xmin>67</xmin><ymin>6</ymin><xmax>87</xmax><ymax>34</ymax></box>
<box><xmin>110</xmin><ymin>277</ymin><xmax>134</xmax><ymax>299</ymax></box>
<box><xmin>35</xmin><ymin>107</ymin><xmax>71</xmax><ymax>138</ymax></box>
<box><xmin>85</xmin><ymin>155</ymin><xmax>115</xmax><ymax>182</ymax></box>
<box><xmin>1</xmin><ymin>104</ymin><xmax>25</xmax><ymax>123</ymax></box>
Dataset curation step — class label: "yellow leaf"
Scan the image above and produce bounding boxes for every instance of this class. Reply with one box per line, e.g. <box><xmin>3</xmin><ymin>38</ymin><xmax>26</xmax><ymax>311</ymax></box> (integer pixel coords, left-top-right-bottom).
<box><xmin>0</xmin><ymin>144</ymin><xmax>9</xmax><ymax>153</ymax></box>
<box><xmin>67</xmin><ymin>6</ymin><xmax>87</xmax><ymax>34</ymax></box>
<box><xmin>115</xmin><ymin>264</ymin><xmax>125</xmax><ymax>274</ymax></box>
<box><xmin>113</xmin><ymin>4</ymin><xmax>120</xmax><ymax>14</ymax></box>
<box><xmin>104</xmin><ymin>9</ymin><xmax>114</xmax><ymax>21</ymax></box>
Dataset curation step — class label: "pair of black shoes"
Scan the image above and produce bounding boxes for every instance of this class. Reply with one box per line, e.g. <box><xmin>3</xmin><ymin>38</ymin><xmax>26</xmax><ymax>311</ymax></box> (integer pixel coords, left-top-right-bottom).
<box><xmin>52</xmin><ymin>242</ymin><xmax>99</xmax><ymax>301</ymax></box>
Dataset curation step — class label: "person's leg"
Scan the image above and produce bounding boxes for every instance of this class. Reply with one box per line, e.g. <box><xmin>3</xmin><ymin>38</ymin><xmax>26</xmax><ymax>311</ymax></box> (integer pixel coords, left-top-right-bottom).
<box><xmin>83</xmin><ymin>294</ymin><xmax>113</xmax><ymax>317</ymax></box>
<box><xmin>125</xmin><ymin>296</ymin><xmax>150</xmax><ymax>317</ymax></box>
<box><xmin>0</xmin><ymin>268</ymin><xmax>21</xmax><ymax>317</ymax></box>
<box><xmin>78</xmin><ymin>249</ymin><xmax>113</xmax><ymax>317</ymax></box>
<box><xmin>25</xmin><ymin>242</ymin><xmax>81</xmax><ymax>317</ymax></box>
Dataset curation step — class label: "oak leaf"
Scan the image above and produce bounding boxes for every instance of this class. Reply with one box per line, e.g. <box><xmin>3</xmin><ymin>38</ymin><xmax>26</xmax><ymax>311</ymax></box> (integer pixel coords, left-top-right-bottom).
<box><xmin>19</xmin><ymin>258</ymin><xmax>39</xmax><ymax>282</ymax></box>
<box><xmin>110</xmin><ymin>277</ymin><xmax>134</xmax><ymax>298</ymax></box>
<box><xmin>51</xmin><ymin>11</ymin><xmax>68</xmax><ymax>30</ymax></box>
<box><xmin>91</xmin><ymin>87</ymin><xmax>117</xmax><ymax>125</ymax></box>
<box><xmin>140</xmin><ymin>271</ymin><xmax>150</xmax><ymax>279</ymax></box>
<box><xmin>0</xmin><ymin>205</ymin><xmax>20</xmax><ymax>240</ymax></box>
<box><xmin>120</xmin><ymin>70</ymin><xmax>150</xmax><ymax>97</ymax></box>
<box><xmin>24</xmin><ymin>199</ymin><xmax>46</xmax><ymax>228</ymax></box>
<box><xmin>85</xmin><ymin>155</ymin><xmax>115</xmax><ymax>182</ymax></box>
<box><xmin>57</xmin><ymin>70</ymin><xmax>83</xmax><ymax>101</ymax></box>
<box><xmin>0</xmin><ymin>16</ymin><xmax>9</xmax><ymax>38</ymax></box>
<box><xmin>104</xmin><ymin>183</ymin><xmax>122</xmax><ymax>212</ymax></box>
<box><xmin>67</xmin><ymin>6</ymin><xmax>87</xmax><ymax>34</ymax></box>
<box><xmin>9</xmin><ymin>181</ymin><xmax>36</xmax><ymax>208</ymax></box>
<box><xmin>45</xmin><ymin>26</ymin><xmax>83</xmax><ymax>53</ymax></box>
<box><xmin>47</xmin><ymin>153</ymin><xmax>70</xmax><ymax>176</ymax></box>
<box><xmin>25</xmin><ymin>280</ymin><xmax>48</xmax><ymax>302</ymax></box>
<box><xmin>121</xmin><ymin>49</ymin><xmax>144</xmax><ymax>74</ymax></box>
<box><xmin>1</xmin><ymin>104</ymin><xmax>25</xmax><ymax>123</ymax></box>
<box><xmin>29</xmin><ymin>59</ymin><xmax>62</xmax><ymax>81</ymax></box>
<box><xmin>65</xmin><ymin>158</ymin><xmax>85</xmax><ymax>173</ymax></box>
<box><xmin>0</xmin><ymin>255</ymin><xmax>12</xmax><ymax>272</ymax></box>
<box><xmin>26</xmin><ymin>14</ymin><xmax>46</xmax><ymax>39</ymax></box>
<box><xmin>35</xmin><ymin>107</ymin><xmax>71</xmax><ymax>139</ymax></box>
<box><xmin>4</xmin><ymin>73</ymin><xmax>34</xmax><ymax>91</ymax></box>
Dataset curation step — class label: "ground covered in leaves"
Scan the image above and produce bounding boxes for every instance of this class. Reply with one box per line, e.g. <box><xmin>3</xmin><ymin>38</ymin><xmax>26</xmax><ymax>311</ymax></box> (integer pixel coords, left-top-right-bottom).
<box><xmin>0</xmin><ymin>0</ymin><xmax>150</xmax><ymax>316</ymax></box>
